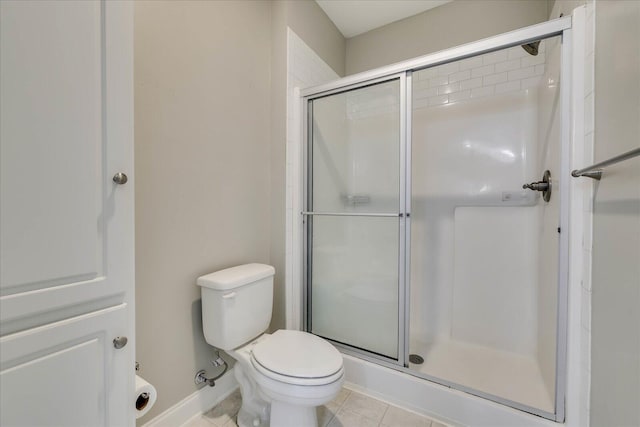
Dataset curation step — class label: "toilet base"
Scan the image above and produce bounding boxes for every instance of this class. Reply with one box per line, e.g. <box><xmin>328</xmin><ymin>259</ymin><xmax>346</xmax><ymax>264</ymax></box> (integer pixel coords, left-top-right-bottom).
<box><xmin>234</xmin><ymin>363</ymin><xmax>270</xmax><ymax>427</ymax></box>
<box><xmin>270</xmin><ymin>400</ymin><xmax>317</xmax><ymax>427</ymax></box>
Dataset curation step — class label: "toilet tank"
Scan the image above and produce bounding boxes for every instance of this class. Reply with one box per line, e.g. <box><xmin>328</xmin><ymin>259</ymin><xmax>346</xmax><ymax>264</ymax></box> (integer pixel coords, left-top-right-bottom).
<box><xmin>197</xmin><ymin>263</ymin><xmax>274</xmax><ymax>350</ymax></box>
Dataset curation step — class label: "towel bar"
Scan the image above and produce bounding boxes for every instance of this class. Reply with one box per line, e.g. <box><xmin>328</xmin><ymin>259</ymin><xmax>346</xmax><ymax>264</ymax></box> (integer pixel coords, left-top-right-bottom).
<box><xmin>571</xmin><ymin>147</ymin><xmax>640</xmax><ymax>180</ymax></box>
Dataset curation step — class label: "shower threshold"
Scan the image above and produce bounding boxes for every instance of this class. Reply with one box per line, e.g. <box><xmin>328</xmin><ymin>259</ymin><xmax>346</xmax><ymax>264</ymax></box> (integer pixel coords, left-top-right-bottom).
<box><xmin>409</xmin><ymin>339</ymin><xmax>554</xmax><ymax>414</ymax></box>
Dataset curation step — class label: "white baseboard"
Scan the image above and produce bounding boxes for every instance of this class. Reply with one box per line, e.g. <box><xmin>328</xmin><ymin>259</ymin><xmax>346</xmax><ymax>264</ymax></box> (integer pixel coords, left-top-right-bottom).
<box><xmin>142</xmin><ymin>369</ymin><xmax>238</xmax><ymax>427</ymax></box>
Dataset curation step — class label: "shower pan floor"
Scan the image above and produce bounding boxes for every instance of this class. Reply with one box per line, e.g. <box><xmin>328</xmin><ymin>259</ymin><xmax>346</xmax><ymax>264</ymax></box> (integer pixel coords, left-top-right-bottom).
<box><xmin>409</xmin><ymin>339</ymin><xmax>554</xmax><ymax>413</ymax></box>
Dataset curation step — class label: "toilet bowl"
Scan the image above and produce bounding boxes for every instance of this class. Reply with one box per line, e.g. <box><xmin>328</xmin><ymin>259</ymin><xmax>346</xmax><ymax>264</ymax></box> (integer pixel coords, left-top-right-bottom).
<box><xmin>231</xmin><ymin>331</ymin><xmax>344</xmax><ymax>427</ymax></box>
<box><xmin>197</xmin><ymin>264</ymin><xmax>344</xmax><ymax>427</ymax></box>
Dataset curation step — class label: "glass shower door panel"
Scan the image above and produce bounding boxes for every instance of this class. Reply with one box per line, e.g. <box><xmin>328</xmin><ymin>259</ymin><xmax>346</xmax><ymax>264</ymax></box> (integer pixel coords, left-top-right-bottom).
<box><xmin>409</xmin><ymin>37</ymin><xmax>562</xmax><ymax>416</ymax></box>
<box><xmin>310</xmin><ymin>80</ymin><xmax>400</xmax><ymax>214</ymax></box>
<box><xmin>310</xmin><ymin>216</ymin><xmax>399</xmax><ymax>359</ymax></box>
<box><xmin>307</xmin><ymin>78</ymin><xmax>402</xmax><ymax>361</ymax></box>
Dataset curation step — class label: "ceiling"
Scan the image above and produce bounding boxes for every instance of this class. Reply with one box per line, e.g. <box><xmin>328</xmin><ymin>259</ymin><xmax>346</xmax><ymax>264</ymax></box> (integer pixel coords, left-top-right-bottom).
<box><xmin>315</xmin><ymin>0</ymin><xmax>452</xmax><ymax>38</ymax></box>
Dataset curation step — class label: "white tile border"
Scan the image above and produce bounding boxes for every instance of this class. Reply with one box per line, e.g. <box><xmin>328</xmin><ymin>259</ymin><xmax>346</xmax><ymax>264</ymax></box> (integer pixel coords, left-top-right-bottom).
<box><xmin>141</xmin><ymin>370</ymin><xmax>238</xmax><ymax>427</ymax></box>
<box><xmin>349</xmin><ymin>42</ymin><xmax>550</xmax><ymax>120</ymax></box>
<box><xmin>409</xmin><ymin>43</ymin><xmax>547</xmax><ymax>111</ymax></box>
<box><xmin>285</xmin><ymin>28</ymin><xmax>339</xmax><ymax>331</ymax></box>
<box><xmin>555</xmin><ymin>3</ymin><xmax>594</xmax><ymax>426</ymax></box>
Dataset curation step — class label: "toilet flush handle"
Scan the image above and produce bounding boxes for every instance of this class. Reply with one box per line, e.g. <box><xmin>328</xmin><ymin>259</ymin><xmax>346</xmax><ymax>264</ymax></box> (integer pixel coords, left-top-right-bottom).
<box><xmin>222</xmin><ymin>292</ymin><xmax>236</xmax><ymax>299</ymax></box>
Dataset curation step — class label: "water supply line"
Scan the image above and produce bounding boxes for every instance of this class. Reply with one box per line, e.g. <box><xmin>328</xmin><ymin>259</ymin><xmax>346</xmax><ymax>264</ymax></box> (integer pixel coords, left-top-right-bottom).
<box><xmin>194</xmin><ymin>351</ymin><xmax>229</xmax><ymax>387</ymax></box>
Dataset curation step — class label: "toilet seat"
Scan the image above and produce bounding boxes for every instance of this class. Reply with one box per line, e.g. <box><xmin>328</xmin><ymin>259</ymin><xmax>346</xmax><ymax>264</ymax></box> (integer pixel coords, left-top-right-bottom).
<box><xmin>250</xmin><ymin>330</ymin><xmax>343</xmax><ymax>386</ymax></box>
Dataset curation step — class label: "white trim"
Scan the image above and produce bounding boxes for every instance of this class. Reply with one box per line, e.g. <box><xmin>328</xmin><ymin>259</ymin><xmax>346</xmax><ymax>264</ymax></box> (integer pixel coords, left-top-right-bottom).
<box><xmin>141</xmin><ymin>370</ymin><xmax>238</xmax><ymax>427</ymax></box>
<box><xmin>284</xmin><ymin>29</ymin><xmax>340</xmax><ymax>331</ymax></box>
<box><xmin>286</xmin><ymin>86</ymin><xmax>303</xmax><ymax>331</ymax></box>
<box><xmin>566</xmin><ymin>5</ymin><xmax>590</xmax><ymax>427</ymax></box>
<box><xmin>555</xmin><ymin>7</ymin><xmax>575</xmax><ymax>422</ymax></box>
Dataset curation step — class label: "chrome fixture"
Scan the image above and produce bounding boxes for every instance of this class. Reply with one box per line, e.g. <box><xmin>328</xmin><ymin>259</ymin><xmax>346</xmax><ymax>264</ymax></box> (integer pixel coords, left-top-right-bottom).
<box><xmin>113</xmin><ymin>172</ymin><xmax>128</xmax><ymax>185</ymax></box>
<box><xmin>521</xmin><ymin>40</ymin><xmax>541</xmax><ymax>56</ymax></box>
<box><xmin>194</xmin><ymin>351</ymin><xmax>229</xmax><ymax>387</ymax></box>
<box><xmin>523</xmin><ymin>170</ymin><xmax>552</xmax><ymax>202</ymax></box>
<box><xmin>409</xmin><ymin>354</ymin><xmax>424</xmax><ymax>365</ymax></box>
<box><xmin>571</xmin><ymin>147</ymin><xmax>640</xmax><ymax>180</ymax></box>
<box><xmin>301</xmin><ymin>211</ymin><xmax>401</xmax><ymax>217</ymax></box>
<box><xmin>113</xmin><ymin>336</ymin><xmax>128</xmax><ymax>349</ymax></box>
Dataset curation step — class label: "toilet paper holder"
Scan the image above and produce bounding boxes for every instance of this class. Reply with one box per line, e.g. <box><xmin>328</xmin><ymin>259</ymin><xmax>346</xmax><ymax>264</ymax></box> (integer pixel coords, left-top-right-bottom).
<box><xmin>135</xmin><ymin>375</ymin><xmax>158</xmax><ymax>419</ymax></box>
<box><xmin>136</xmin><ymin>392</ymin><xmax>150</xmax><ymax>411</ymax></box>
<box><xmin>194</xmin><ymin>351</ymin><xmax>228</xmax><ymax>387</ymax></box>
<box><xmin>134</xmin><ymin>363</ymin><xmax>146</xmax><ymax>410</ymax></box>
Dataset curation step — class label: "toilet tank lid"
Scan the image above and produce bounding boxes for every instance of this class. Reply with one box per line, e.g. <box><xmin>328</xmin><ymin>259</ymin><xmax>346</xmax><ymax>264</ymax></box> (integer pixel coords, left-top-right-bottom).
<box><xmin>197</xmin><ymin>263</ymin><xmax>275</xmax><ymax>291</ymax></box>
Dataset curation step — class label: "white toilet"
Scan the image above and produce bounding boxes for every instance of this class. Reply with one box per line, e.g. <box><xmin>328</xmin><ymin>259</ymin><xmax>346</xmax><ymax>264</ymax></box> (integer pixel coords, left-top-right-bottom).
<box><xmin>197</xmin><ymin>263</ymin><xmax>344</xmax><ymax>427</ymax></box>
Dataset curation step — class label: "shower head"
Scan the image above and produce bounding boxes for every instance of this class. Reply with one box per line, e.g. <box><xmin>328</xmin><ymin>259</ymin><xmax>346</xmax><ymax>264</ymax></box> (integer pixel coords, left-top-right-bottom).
<box><xmin>521</xmin><ymin>40</ymin><xmax>541</xmax><ymax>56</ymax></box>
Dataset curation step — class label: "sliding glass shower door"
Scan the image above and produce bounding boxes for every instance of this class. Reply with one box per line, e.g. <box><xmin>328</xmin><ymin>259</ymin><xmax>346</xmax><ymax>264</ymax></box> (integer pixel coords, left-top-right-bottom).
<box><xmin>302</xmin><ymin>17</ymin><xmax>571</xmax><ymax>422</ymax></box>
<box><xmin>304</xmin><ymin>77</ymin><xmax>406</xmax><ymax>361</ymax></box>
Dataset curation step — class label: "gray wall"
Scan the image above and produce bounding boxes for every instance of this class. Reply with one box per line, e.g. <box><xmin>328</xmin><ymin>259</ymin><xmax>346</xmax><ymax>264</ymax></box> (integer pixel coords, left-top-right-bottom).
<box><xmin>282</xmin><ymin>0</ymin><xmax>345</xmax><ymax>76</ymax></box>
<box><xmin>548</xmin><ymin>0</ymin><xmax>587</xmax><ymax>18</ymax></box>
<box><xmin>345</xmin><ymin>0</ymin><xmax>550</xmax><ymax>75</ymax></box>
<box><xmin>134</xmin><ymin>1</ymin><xmax>271</xmax><ymax>421</ymax></box>
<box><xmin>135</xmin><ymin>0</ymin><xmax>344</xmax><ymax>421</ymax></box>
<box><xmin>590</xmin><ymin>1</ymin><xmax>640</xmax><ymax>425</ymax></box>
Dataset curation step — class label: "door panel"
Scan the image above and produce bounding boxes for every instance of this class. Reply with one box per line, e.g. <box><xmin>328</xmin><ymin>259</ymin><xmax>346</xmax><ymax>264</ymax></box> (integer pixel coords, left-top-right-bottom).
<box><xmin>0</xmin><ymin>305</ymin><xmax>129</xmax><ymax>427</ymax></box>
<box><xmin>0</xmin><ymin>1</ymin><xmax>134</xmax><ymax>425</ymax></box>
<box><xmin>0</xmin><ymin>0</ymin><xmax>134</xmax><ymax>331</ymax></box>
<box><xmin>310</xmin><ymin>215</ymin><xmax>399</xmax><ymax>359</ymax></box>
<box><xmin>310</xmin><ymin>79</ymin><xmax>400</xmax><ymax>214</ymax></box>
<box><xmin>0</xmin><ymin>0</ymin><xmax>104</xmax><ymax>293</ymax></box>
<box><xmin>306</xmin><ymin>77</ymin><xmax>405</xmax><ymax>362</ymax></box>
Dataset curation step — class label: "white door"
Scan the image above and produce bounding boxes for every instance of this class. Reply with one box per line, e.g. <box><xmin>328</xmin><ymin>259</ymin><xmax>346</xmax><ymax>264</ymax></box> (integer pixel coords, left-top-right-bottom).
<box><xmin>0</xmin><ymin>1</ymin><xmax>134</xmax><ymax>425</ymax></box>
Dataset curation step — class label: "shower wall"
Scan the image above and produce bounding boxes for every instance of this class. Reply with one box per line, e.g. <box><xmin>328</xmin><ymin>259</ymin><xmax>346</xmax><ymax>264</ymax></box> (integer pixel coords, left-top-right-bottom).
<box><xmin>411</xmin><ymin>96</ymin><xmax>541</xmax><ymax>357</ymax></box>
<box><xmin>411</xmin><ymin>45</ymin><xmax>545</xmax><ymax>355</ymax></box>
<box><xmin>409</xmin><ymin>39</ymin><xmax>561</xmax><ymax>414</ymax></box>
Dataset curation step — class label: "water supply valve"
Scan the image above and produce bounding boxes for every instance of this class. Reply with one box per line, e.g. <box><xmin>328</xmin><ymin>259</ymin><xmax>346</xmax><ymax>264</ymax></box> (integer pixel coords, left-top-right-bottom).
<box><xmin>522</xmin><ymin>170</ymin><xmax>552</xmax><ymax>202</ymax></box>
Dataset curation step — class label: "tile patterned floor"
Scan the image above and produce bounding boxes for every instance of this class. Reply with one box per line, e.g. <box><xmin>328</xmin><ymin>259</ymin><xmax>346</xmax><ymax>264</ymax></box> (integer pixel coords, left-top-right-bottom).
<box><xmin>183</xmin><ymin>387</ymin><xmax>449</xmax><ymax>427</ymax></box>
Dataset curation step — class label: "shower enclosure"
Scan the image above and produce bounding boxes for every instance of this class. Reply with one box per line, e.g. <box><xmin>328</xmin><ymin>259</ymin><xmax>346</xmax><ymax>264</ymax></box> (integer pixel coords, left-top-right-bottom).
<box><xmin>302</xmin><ymin>17</ymin><xmax>571</xmax><ymax>421</ymax></box>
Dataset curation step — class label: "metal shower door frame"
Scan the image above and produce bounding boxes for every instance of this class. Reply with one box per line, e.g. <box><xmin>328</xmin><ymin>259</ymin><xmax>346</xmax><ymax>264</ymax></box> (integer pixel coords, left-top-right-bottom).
<box><xmin>301</xmin><ymin>15</ymin><xmax>573</xmax><ymax>422</ymax></box>
<box><xmin>302</xmin><ymin>72</ymin><xmax>409</xmax><ymax>366</ymax></box>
